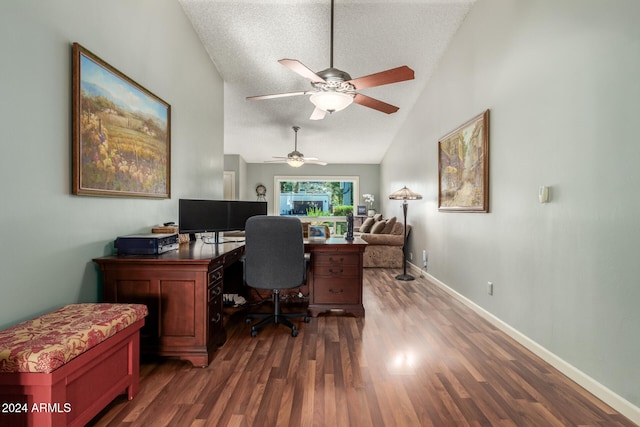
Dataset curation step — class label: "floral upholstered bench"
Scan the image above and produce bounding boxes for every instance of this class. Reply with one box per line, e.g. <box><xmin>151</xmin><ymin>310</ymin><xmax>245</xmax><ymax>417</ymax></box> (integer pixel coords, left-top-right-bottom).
<box><xmin>0</xmin><ymin>303</ymin><xmax>147</xmax><ymax>427</ymax></box>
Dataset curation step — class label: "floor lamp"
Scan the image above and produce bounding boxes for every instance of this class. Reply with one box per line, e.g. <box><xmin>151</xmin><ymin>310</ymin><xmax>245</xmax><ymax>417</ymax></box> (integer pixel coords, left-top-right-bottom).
<box><xmin>389</xmin><ymin>186</ymin><xmax>423</xmax><ymax>281</ymax></box>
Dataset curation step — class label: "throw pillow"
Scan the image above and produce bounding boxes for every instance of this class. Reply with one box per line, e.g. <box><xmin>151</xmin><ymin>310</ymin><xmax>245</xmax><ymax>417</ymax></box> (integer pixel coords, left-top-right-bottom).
<box><xmin>359</xmin><ymin>217</ymin><xmax>375</xmax><ymax>233</ymax></box>
<box><xmin>370</xmin><ymin>220</ymin><xmax>387</xmax><ymax>234</ymax></box>
<box><xmin>382</xmin><ymin>216</ymin><xmax>397</xmax><ymax>234</ymax></box>
<box><xmin>373</xmin><ymin>213</ymin><xmax>383</xmax><ymax>222</ymax></box>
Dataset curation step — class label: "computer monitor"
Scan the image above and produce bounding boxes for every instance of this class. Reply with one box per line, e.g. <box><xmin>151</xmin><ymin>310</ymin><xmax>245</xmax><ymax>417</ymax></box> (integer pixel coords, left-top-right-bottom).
<box><xmin>178</xmin><ymin>199</ymin><xmax>267</xmax><ymax>243</ymax></box>
<box><xmin>178</xmin><ymin>199</ymin><xmax>229</xmax><ymax>235</ymax></box>
<box><xmin>228</xmin><ymin>200</ymin><xmax>268</xmax><ymax>230</ymax></box>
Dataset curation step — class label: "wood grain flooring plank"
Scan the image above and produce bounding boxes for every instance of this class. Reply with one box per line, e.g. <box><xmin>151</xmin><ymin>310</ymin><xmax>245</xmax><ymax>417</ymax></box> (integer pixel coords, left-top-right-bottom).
<box><xmin>253</xmin><ymin>377</ymin><xmax>286</xmax><ymax>426</ymax></box>
<box><xmin>274</xmin><ymin>377</ymin><xmax>294</xmax><ymax>427</ymax></box>
<box><xmin>360</xmin><ymin>366</ymin><xmax>387</xmax><ymax>427</ymax></box>
<box><xmin>387</xmin><ymin>380</ymin><xmax>423</xmax><ymax>426</ymax></box>
<box><xmin>167</xmin><ymin>404</ymin><xmax>205</xmax><ymax>427</ymax></box>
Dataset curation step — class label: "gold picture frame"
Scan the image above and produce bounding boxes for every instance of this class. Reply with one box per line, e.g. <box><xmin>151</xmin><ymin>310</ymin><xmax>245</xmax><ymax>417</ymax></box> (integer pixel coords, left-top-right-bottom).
<box><xmin>438</xmin><ymin>110</ymin><xmax>489</xmax><ymax>212</ymax></box>
<box><xmin>72</xmin><ymin>43</ymin><xmax>171</xmax><ymax>198</ymax></box>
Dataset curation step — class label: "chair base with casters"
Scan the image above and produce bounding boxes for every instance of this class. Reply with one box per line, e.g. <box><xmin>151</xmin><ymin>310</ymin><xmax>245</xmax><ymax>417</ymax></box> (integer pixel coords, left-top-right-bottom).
<box><xmin>246</xmin><ymin>289</ymin><xmax>310</xmax><ymax>337</ymax></box>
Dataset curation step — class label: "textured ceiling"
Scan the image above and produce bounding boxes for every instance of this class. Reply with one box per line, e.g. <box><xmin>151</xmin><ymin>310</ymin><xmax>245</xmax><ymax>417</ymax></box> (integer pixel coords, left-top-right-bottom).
<box><xmin>178</xmin><ymin>0</ymin><xmax>475</xmax><ymax>165</ymax></box>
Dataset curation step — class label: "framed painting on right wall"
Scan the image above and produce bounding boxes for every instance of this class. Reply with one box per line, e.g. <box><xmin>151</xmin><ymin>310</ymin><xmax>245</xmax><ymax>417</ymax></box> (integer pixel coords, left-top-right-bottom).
<box><xmin>438</xmin><ymin>110</ymin><xmax>490</xmax><ymax>212</ymax></box>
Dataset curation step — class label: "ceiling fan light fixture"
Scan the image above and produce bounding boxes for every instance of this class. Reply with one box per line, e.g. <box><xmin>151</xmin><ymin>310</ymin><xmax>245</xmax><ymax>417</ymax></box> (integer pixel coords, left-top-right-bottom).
<box><xmin>309</xmin><ymin>91</ymin><xmax>353</xmax><ymax>113</ymax></box>
<box><xmin>286</xmin><ymin>156</ymin><xmax>305</xmax><ymax>167</ymax></box>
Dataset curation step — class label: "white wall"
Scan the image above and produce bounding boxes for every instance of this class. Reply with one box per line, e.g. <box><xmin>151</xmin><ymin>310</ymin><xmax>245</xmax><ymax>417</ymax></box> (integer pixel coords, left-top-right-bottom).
<box><xmin>0</xmin><ymin>0</ymin><xmax>224</xmax><ymax>327</ymax></box>
<box><xmin>224</xmin><ymin>154</ymin><xmax>248</xmax><ymax>200</ymax></box>
<box><xmin>382</xmin><ymin>0</ymin><xmax>640</xmax><ymax>412</ymax></box>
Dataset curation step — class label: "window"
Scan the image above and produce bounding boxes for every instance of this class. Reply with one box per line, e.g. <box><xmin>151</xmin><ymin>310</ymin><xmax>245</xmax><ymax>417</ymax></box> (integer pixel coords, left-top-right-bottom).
<box><xmin>274</xmin><ymin>176</ymin><xmax>359</xmax><ymax>234</ymax></box>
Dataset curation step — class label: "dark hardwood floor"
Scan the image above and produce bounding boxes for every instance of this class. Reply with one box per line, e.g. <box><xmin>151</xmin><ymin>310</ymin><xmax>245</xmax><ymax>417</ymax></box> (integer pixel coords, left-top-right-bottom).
<box><xmin>89</xmin><ymin>268</ymin><xmax>636</xmax><ymax>426</ymax></box>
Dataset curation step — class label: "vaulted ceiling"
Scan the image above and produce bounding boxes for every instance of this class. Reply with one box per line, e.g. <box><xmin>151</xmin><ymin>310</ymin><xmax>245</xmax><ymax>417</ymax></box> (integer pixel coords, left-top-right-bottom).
<box><xmin>178</xmin><ymin>0</ymin><xmax>475</xmax><ymax>165</ymax></box>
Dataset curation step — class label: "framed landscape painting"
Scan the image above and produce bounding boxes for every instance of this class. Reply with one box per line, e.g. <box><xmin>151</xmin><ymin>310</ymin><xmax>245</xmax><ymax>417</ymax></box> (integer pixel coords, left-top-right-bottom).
<box><xmin>72</xmin><ymin>43</ymin><xmax>171</xmax><ymax>198</ymax></box>
<box><xmin>438</xmin><ymin>110</ymin><xmax>489</xmax><ymax>212</ymax></box>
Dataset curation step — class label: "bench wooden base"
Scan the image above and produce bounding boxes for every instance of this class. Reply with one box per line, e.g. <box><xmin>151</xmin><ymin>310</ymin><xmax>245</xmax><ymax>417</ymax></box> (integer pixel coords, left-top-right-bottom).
<box><xmin>0</xmin><ymin>318</ymin><xmax>144</xmax><ymax>427</ymax></box>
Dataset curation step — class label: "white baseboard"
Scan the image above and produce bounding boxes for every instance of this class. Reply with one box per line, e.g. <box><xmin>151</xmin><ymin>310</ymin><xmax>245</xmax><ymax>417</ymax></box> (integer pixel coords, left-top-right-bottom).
<box><xmin>407</xmin><ymin>263</ymin><xmax>640</xmax><ymax>425</ymax></box>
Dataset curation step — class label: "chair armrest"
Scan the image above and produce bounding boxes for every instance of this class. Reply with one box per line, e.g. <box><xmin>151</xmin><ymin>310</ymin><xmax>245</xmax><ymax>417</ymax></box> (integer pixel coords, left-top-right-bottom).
<box><xmin>303</xmin><ymin>253</ymin><xmax>311</xmax><ymax>281</ymax></box>
<box><xmin>359</xmin><ymin>233</ymin><xmax>405</xmax><ymax>246</ymax></box>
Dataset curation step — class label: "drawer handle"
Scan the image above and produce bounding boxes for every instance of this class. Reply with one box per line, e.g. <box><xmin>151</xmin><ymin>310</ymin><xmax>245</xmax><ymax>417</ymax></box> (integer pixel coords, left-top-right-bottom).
<box><xmin>329</xmin><ymin>257</ymin><xmax>344</xmax><ymax>263</ymax></box>
<box><xmin>211</xmin><ymin>312</ymin><xmax>221</xmax><ymax>323</ymax></box>
<box><xmin>329</xmin><ymin>288</ymin><xmax>344</xmax><ymax>294</ymax></box>
<box><xmin>328</xmin><ymin>268</ymin><xmax>343</xmax><ymax>274</ymax></box>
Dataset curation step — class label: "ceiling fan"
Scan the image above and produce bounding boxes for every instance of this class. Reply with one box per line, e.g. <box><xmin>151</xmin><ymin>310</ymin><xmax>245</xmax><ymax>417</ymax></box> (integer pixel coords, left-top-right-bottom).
<box><xmin>266</xmin><ymin>126</ymin><xmax>327</xmax><ymax>167</ymax></box>
<box><xmin>246</xmin><ymin>0</ymin><xmax>415</xmax><ymax>120</ymax></box>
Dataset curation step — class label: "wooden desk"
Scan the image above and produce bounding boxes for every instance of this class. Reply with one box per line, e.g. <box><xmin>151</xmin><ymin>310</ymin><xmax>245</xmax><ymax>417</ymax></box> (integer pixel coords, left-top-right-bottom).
<box><xmin>94</xmin><ymin>241</ymin><xmax>244</xmax><ymax>367</ymax></box>
<box><xmin>306</xmin><ymin>237</ymin><xmax>367</xmax><ymax>318</ymax></box>
<box><xmin>94</xmin><ymin>237</ymin><xmax>366</xmax><ymax>366</ymax></box>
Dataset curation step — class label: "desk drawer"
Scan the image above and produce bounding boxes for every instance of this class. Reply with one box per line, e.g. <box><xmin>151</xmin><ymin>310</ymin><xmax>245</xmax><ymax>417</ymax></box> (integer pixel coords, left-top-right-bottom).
<box><xmin>223</xmin><ymin>247</ymin><xmax>243</xmax><ymax>265</ymax></box>
<box><xmin>314</xmin><ymin>253</ymin><xmax>359</xmax><ymax>266</ymax></box>
<box><xmin>209</xmin><ymin>294</ymin><xmax>223</xmax><ymax>325</ymax></box>
<box><xmin>208</xmin><ymin>283</ymin><xmax>223</xmax><ymax>301</ymax></box>
<box><xmin>208</xmin><ymin>266</ymin><xmax>223</xmax><ymax>286</ymax></box>
<box><xmin>314</xmin><ymin>264</ymin><xmax>360</xmax><ymax>278</ymax></box>
<box><xmin>313</xmin><ymin>278</ymin><xmax>359</xmax><ymax>303</ymax></box>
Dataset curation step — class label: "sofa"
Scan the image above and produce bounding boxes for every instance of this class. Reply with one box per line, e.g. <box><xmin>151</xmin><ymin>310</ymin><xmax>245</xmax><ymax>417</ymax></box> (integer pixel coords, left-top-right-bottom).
<box><xmin>354</xmin><ymin>215</ymin><xmax>410</xmax><ymax>268</ymax></box>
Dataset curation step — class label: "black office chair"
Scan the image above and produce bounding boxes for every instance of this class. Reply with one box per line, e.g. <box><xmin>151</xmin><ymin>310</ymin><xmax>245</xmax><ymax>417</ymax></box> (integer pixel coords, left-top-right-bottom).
<box><xmin>243</xmin><ymin>216</ymin><xmax>310</xmax><ymax>337</ymax></box>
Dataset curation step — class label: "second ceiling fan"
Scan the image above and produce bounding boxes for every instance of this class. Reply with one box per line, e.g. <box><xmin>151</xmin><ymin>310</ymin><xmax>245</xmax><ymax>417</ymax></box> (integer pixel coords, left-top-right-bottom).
<box><xmin>247</xmin><ymin>0</ymin><xmax>415</xmax><ymax>120</ymax></box>
<box><xmin>266</xmin><ymin>126</ymin><xmax>327</xmax><ymax>168</ymax></box>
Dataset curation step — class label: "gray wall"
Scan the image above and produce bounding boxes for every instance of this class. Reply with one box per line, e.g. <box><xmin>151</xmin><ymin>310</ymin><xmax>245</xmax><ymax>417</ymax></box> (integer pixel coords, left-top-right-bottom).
<box><xmin>0</xmin><ymin>0</ymin><xmax>224</xmax><ymax>328</ymax></box>
<box><xmin>381</xmin><ymin>0</ymin><xmax>639</xmax><ymax>410</ymax></box>
<box><xmin>245</xmin><ymin>163</ymin><xmax>380</xmax><ymax>215</ymax></box>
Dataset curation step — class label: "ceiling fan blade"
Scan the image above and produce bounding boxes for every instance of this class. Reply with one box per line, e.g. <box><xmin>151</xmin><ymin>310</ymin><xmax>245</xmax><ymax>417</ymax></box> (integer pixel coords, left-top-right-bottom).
<box><xmin>347</xmin><ymin>65</ymin><xmax>415</xmax><ymax>90</ymax></box>
<box><xmin>305</xmin><ymin>159</ymin><xmax>328</xmax><ymax>166</ymax></box>
<box><xmin>264</xmin><ymin>159</ymin><xmax>286</xmax><ymax>163</ymax></box>
<box><xmin>246</xmin><ymin>91</ymin><xmax>308</xmax><ymax>101</ymax></box>
<box><xmin>353</xmin><ymin>93</ymin><xmax>400</xmax><ymax>114</ymax></box>
<box><xmin>309</xmin><ymin>107</ymin><xmax>327</xmax><ymax>121</ymax></box>
<box><xmin>279</xmin><ymin>59</ymin><xmax>326</xmax><ymax>83</ymax></box>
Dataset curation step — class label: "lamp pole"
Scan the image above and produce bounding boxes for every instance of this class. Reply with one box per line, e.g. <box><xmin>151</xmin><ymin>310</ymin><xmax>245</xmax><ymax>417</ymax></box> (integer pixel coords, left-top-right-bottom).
<box><xmin>397</xmin><ymin>199</ymin><xmax>413</xmax><ymax>280</ymax></box>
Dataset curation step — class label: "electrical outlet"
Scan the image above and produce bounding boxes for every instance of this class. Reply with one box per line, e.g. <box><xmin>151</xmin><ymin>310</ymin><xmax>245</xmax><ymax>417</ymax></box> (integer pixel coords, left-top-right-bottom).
<box><xmin>422</xmin><ymin>250</ymin><xmax>428</xmax><ymax>269</ymax></box>
<box><xmin>488</xmin><ymin>281</ymin><xmax>494</xmax><ymax>296</ymax></box>
<box><xmin>409</xmin><ymin>252</ymin><xmax>413</xmax><ymax>261</ymax></box>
